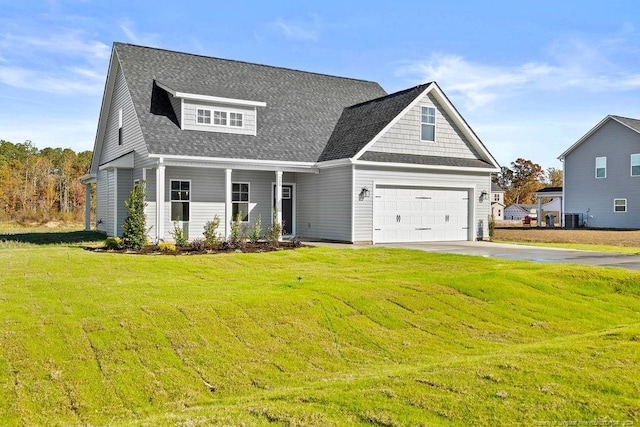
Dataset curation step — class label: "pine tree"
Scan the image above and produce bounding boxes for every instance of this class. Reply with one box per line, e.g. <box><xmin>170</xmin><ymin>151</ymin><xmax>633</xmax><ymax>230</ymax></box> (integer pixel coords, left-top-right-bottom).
<box><xmin>122</xmin><ymin>181</ymin><xmax>147</xmax><ymax>250</ymax></box>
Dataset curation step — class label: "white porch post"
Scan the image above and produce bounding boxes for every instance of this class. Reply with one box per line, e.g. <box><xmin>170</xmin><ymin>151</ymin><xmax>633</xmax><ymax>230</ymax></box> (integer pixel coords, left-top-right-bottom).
<box><xmin>156</xmin><ymin>159</ymin><xmax>165</xmax><ymax>242</ymax></box>
<box><xmin>225</xmin><ymin>168</ymin><xmax>232</xmax><ymax>240</ymax></box>
<box><xmin>84</xmin><ymin>183</ymin><xmax>91</xmax><ymax>231</ymax></box>
<box><xmin>275</xmin><ymin>170</ymin><xmax>283</xmax><ymax>241</ymax></box>
<box><xmin>537</xmin><ymin>197</ymin><xmax>543</xmax><ymax>228</ymax></box>
<box><xmin>113</xmin><ymin>169</ymin><xmax>118</xmax><ymax>237</ymax></box>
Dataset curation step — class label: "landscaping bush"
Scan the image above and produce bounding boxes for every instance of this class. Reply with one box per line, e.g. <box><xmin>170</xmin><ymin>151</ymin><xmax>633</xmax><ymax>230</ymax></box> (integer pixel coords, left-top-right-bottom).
<box><xmin>248</xmin><ymin>214</ymin><xmax>262</xmax><ymax>243</ymax></box>
<box><xmin>122</xmin><ymin>181</ymin><xmax>148</xmax><ymax>250</ymax></box>
<box><xmin>189</xmin><ymin>238</ymin><xmax>206</xmax><ymax>251</ymax></box>
<box><xmin>171</xmin><ymin>222</ymin><xmax>188</xmax><ymax>247</ymax></box>
<box><xmin>104</xmin><ymin>236</ymin><xmax>123</xmax><ymax>250</ymax></box>
<box><xmin>265</xmin><ymin>208</ymin><xmax>283</xmax><ymax>247</ymax></box>
<box><xmin>203</xmin><ymin>215</ymin><xmax>221</xmax><ymax>248</ymax></box>
<box><xmin>158</xmin><ymin>241</ymin><xmax>176</xmax><ymax>252</ymax></box>
<box><xmin>227</xmin><ymin>212</ymin><xmax>247</xmax><ymax>250</ymax></box>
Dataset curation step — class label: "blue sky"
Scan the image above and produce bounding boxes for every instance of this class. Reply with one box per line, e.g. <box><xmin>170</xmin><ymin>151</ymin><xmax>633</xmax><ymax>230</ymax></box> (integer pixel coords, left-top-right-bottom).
<box><xmin>2</xmin><ymin>1</ymin><xmax>640</xmax><ymax>171</ymax></box>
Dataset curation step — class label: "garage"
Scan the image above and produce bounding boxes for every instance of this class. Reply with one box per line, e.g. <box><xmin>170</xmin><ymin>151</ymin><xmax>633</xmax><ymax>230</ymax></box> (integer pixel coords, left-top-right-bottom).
<box><xmin>373</xmin><ymin>185</ymin><xmax>470</xmax><ymax>243</ymax></box>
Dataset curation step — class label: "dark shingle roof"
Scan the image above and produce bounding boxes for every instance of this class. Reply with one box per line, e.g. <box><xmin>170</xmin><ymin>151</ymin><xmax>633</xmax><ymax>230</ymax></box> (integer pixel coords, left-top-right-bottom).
<box><xmin>359</xmin><ymin>151</ymin><xmax>495</xmax><ymax>169</ymax></box>
<box><xmin>612</xmin><ymin>115</ymin><xmax>640</xmax><ymax>133</ymax></box>
<box><xmin>319</xmin><ymin>85</ymin><xmax>429</xmax><ymax>161</ymax></box>
<box><xmin>115</xmin><ymin>43</ymin><xmax>387</xmax><ymax>162</ymax></box>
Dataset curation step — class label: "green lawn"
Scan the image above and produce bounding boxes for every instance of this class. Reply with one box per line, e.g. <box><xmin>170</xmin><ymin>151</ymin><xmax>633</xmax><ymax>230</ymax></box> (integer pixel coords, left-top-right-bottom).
<box><xmin>0</xmin><ymin>234</ymin><xmax>639</xmax><ymax>425</ymax></box>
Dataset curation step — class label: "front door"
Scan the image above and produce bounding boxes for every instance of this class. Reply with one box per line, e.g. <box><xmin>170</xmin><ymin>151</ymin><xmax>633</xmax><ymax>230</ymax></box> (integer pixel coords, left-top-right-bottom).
<box><xmin>273</xmin><ymin>184</ymin><xmax>293</xmax><ymax>235</ymax></box>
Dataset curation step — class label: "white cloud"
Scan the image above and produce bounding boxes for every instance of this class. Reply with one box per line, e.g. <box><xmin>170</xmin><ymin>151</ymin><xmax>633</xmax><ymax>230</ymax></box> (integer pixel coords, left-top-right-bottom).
<box><xmin>0</xmin><ymin>65</ymin><xmax>103</xmax><ymax>95</ymax></box>
<box><xmin>119</xmin><ymin>19</ymin><xmax>160</xmax><ymax>46</ymax></box>
<box><xmin>270</xmin><ymin>16</ymin><xmax>320</xmax><ymax>42</ymax></box>
<box><xmin>396</xmin><ymin>33</ymin><xmax>640</xmax><ymax>111</ymax></box>
<box><xmin>0</xmin><ymin>31</ymin><xmax>110</xmax><ymax>59</ymax></box>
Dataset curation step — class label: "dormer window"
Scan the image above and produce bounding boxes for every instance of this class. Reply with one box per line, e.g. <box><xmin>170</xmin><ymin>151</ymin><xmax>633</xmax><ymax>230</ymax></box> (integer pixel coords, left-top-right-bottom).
<box><xmin>197</xmin><ymin>109</ymin><xmax>211</xmax><ymax>124</ymax></box>
<box><xmin>230</xmin><ymin>112</ymin><xmax>243</xmax><ymax>127</ymax></box>
<box><xmin>214</xmin><ymin>111</ymin><xmax>227</xmax><ymax>126</ymax></box>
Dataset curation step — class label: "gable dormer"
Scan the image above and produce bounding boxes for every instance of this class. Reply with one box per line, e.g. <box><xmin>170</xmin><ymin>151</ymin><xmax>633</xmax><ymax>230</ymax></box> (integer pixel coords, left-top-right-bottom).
<box><xmin>155</xmin><ymin>80</ymin><xmax>266</xmax><ymax>136</ymax></box>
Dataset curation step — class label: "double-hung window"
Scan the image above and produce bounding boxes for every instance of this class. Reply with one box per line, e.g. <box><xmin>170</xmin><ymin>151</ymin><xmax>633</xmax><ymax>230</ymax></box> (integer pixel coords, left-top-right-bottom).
<box><xmin>118</xmin><ymin>108</ymin><xmax>123</xmax><ymax>145</ymax></box>
<box><xmin>614</xmin><ymin>198</ymin><xmax>627</xmax><ymax>212</ymax></box>
<box><xmin>170</xmin><ymin>180</ymin><xmax>190</xmax><ymax>221</ymax></box>
<box><xmin>631</xmin><ymin>154</ymin><xmax>640</xmax><ymax>176</ymax></box>
<box><xmin>197</xmin><ymin>109</ymin><xmax>211</xmax><ymax>124</ymax></box>
<box><xmin>232</xmin><ymin>183</ymin><xmax>249</xmax><ymax>222</ymax></box>
<box><xmin>595</xmin><ymin>156</ymin><xmax>606</xmax><ymax>178</ymax></box>
<box><xmin>420</xmin><ymin>106</ymin><xmax>436</xmax><ymax>142</ymax></box>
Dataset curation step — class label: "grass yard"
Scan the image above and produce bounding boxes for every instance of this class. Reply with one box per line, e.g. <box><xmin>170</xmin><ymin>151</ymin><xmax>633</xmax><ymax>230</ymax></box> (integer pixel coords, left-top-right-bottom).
<box><xmin>0</xmin><ymin>232</ymin><xmax>639</xmax><ymax>425</ymax></box>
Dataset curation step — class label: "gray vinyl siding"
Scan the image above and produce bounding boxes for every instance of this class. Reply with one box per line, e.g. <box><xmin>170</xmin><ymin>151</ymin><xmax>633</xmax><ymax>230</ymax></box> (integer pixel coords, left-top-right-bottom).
<box><xmin>353</xmin><ymin>166</ymin><xmax>491</xmax><ymax>242</ymax></box>
<box><xmin>370</xmin><ymin>93</ymin><xmax>481</xmax><ymax>160</ymax></box>
<box><xmin>96</xmin><ymin>169</ymin><xmax>109</xmax><ymax>234</ymax></box>
<box><xmin>296</xmin><ymin>166</ymin><xmax>353</xmax><ymax>242</ymax></box>
<box><xmin>182</xmin><ymin>100</ymin><xmax>256</xmax><ymax>135</ymax></box>
<box><xmin>564</xmin><ymin>120</ymin><xmax>640</xmax><ymax>228</ymax></box>
<box><xmin>100</xmin><ymin>65</ymin><xmax>151</xmax><ymax>169</ymax></box>
<box><xmin>116</xmin><ymin>169</ymin><xmax>133</xmax><ymax>237</ymax></box>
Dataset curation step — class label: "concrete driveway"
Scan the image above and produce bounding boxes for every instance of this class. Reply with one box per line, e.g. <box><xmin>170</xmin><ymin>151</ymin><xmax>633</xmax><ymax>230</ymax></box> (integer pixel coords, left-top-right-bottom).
<box><xmin>383</xmin><ymin>241</ymin><xmax>640</xmax><ymax>271</ymax></box>
<box><xmin>308</xmin><ymin>241</ymin><xmax>640</xmax><ymax>271</ymax></box>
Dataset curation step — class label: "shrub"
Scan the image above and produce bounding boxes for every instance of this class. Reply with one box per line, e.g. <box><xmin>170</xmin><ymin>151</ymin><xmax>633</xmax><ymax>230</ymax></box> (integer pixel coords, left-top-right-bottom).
<box><xmin>171</xmin><ymin>222</ymin><xmax>188</xmax><ymax>247</ymax></box>
<box><xmin>488</xmin><ymin>214</ymin><xmax>496</xmax><ymax>241</ymax></box>
<box><xmin>104</xmin><ymin>237</ymin><xmax>123</xmax><ymax>250</ymax></box>
<box><xmin>189</xmin><ymin>238</ymin><xmax>206</xmax><ymax>252</ymax></box>
<box><xmin>203</xmin><ymin>215</ymin><xmax>222</xmax><ymax>248</ymax></box>
<box><xmin>248</xmin><ymin>214</ymin><xmax>262</xmax><ymax>243</ymax></box>
<box><xmin>290</xmin><ymin>236</ymin><xmax>302</xmax><ymax>248</ymax></box>
<box><xmin>265</xmin><ymin>208</ymin><xmax>283</xmax><ymax>248</ymax></box>
<box><xmin>122</xmin><ymin>181</ymin><xmax>148</xmax><ymax>250</ymax></box>
<box><xmin>227</xmin><ymin>211</ymin><xmax>247</xmax><ymax>250</ymax></box>
<box><xmin>158</xmin><ymin>241</ymin><xmax>176</xmax><ymax>252</ymax></box>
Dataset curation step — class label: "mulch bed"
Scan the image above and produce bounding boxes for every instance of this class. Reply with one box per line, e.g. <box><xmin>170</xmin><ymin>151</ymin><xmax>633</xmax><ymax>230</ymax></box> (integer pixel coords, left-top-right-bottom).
<box><xmin>89</xmin><ymin>241</ymin><xmax>304</xmax><ymax>255</ymax></box>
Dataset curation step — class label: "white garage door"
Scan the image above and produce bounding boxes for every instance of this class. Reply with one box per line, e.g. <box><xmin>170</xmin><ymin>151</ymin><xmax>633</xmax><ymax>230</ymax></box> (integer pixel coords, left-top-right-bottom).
<box><xmin>373</xmin><ymin>186</ymin><xmax>469</xmax><ymax>243</ymax></box>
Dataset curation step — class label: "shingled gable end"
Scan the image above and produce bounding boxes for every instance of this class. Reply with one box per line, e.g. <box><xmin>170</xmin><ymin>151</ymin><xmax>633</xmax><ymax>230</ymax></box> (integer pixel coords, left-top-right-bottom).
<box><xmin>82</xmin><ymin>43</ymin><xmax>499</xmax><ymax>244</ymax></box>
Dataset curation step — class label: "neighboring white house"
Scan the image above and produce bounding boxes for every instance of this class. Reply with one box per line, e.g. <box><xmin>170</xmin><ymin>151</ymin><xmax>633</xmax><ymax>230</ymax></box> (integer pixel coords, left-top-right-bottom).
<box><xmin>504</xmin><ymin>204</ymin><xmax>537</xmax><ymax>221</ymax></box>
<box><xmin>559</xmin><ymin>115</ymin><xmax>640</xmax><ymax>228</ymax></box>
<box><xmin>81</xmin><ymin>43</ymin><xmax>500</xmax><ymax>244</ymax></box>
<box><xmin>490</xmin><ymin>182</ymin><xmax>505</xmax><ymax>220</ymax></box>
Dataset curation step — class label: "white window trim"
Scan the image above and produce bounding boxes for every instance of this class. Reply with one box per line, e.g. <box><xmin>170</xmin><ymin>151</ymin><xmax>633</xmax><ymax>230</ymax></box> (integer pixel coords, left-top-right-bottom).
<box><xmin>631</xmin><ymin>153</ymin><xmax>640</xmax><ymax>177</ymax></box>
<box><xmin>196</xmin><ymin>108</ymin><xmax>211</xmax><ymax>124</ymax></box>
<box><xmin>195</xmin><ymin>107</ymin><xmax>244</xmax><ymax>129</ymax></box>
<box><xmin>420</xmin><ymin>105</ymin><xmax>436</xmax><ymax>142</ymax></box>
<box><xmin>595</xmin><ymin>156</ymin><xmax>606</xmax><ymax>179</ymax></box>
<box><xmin>614</xmin><ymin>198</ymin><xmax>627</xmax><ymax>213</ymax></box>
<box><xmin>232</xmin><ymin>182</ymin><xmax>250</xmax><ymax>223</ymax></box>
<box><xmin>170</xmin><ymin>179</ymin><xmax>191</xmax><ymax>222</ymax></box>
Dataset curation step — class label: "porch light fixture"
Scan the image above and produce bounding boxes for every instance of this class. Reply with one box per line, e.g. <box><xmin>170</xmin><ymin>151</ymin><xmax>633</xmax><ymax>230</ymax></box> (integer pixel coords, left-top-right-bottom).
<box><xmin>479</xmin><ymin>190</ymin><xmax>488</xmax><ymax>201</ymax></box>
<box><xmin>359</xmin><ymin>187</ymin><xmax>370</xmax><ymax>200</ymax></box>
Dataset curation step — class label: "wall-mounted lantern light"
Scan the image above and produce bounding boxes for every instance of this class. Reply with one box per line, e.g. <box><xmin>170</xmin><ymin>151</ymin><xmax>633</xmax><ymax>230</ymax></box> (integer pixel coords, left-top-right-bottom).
<box><xmin>359</xmin><ymin>187</ymin><xmax>370</xmax><ymax>201</ymax></box>
<box><xmin>479</xmin><ymin>190</ymin><xmax>488</xmax><ymax>202</ymax></box>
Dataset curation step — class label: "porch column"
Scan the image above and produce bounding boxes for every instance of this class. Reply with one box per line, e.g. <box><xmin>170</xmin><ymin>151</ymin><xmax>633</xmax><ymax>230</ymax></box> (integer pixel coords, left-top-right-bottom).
<box><xmin>225</xmin><ymin>168</ymin><xmax>232</xmax><ymax>239</ymax></box>
<box><xmin>537</xmin><ymin>197</ymin><xmax>543</xmax><ymax>228</ymax></box>
<box><xmin>156</xmin><ymin>159</ymin><xmax>165</xmax><ymax>242</ymax></box>
<box><xmin>84</xmin><ymin>183</ymin><xmax>91</xmax><ymax>231</ymax></box>
<box><xmin>275</xmin><ymin>170</ymin><xmax>283</xmax><ymax>241</ymax></box>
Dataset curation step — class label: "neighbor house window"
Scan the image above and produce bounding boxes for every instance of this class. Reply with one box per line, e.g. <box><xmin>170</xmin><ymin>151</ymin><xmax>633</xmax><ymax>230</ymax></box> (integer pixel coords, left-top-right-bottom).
<box><xmin>420</xmin><ymin>106</ymin><xmax>436</xmax><ymax>142</ymax></box>
<box><xmin>170</xmin><ymin>180</ymin><xmax>190</xmax><ymax>221</ymax></box>
<box><xmin>614</xmin><ymin>198</ymin><xmax>627</xmax><ymax>212</ymax></box>
<box><xmin>118</xmin><ymin>108</ymin><xmax>123</xmax><ymax>145</ymax></box>
<box><xmin>631</xmin><ymin>154</ymin><xmax>640</xmax><ymax>176</ymax></box>
<box><xmin>230</xmin><ymin>112</ymin><xmax>243</xmax><ymax>127</ymax></box>
<box><xmin>214</xmin><ymin>111</ymin><xmax>227</xmax><ymax>126</ymax></box>
<box><xmin>493</xmin><ymin>193</ymin><xmax>500</xmax><ymax>202</ymax></box>
<box><xmin>197</xmin><ymin>109</ymin><xmax>211</xmax><ymax>124</ymax></box>
<box><xmin>595</xmin><ymin>156</ymin><xmax>606</xmax><ymax>178</ymax></box>
<box><xmin>232</xmin><ymin>182</ymin><xmax>249</xmax><ymax>222</ymax></box>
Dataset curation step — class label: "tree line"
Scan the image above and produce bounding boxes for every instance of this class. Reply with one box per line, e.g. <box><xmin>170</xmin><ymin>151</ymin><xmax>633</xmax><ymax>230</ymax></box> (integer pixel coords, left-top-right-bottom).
<box><xmin>494</xmin><ymin>157</ymin><xmax>563</xmax><ymax>207</ymax></box>
<box><xmin>0</xmin><ymin>140</ymin><xmax>92</xmax><ymax>224</ymax></box>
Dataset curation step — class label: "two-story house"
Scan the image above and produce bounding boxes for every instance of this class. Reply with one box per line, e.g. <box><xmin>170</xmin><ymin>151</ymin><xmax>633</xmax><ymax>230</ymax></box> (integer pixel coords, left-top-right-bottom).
<box><xmin>81</xmin><ymin>43</ymin><xmax>500</xmax><ymax>244</ymax></box>
<box><xmin>559</xmin><ymin>115</ymin><xmax>640</xmax><ymax>228</ymax></box>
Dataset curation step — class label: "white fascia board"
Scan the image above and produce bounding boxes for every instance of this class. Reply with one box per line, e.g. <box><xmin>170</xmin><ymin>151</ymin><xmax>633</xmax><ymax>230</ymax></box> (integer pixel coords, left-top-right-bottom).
<box><xmin>148</xmin><ymin>153</ymin><xmax>317</xmax><ymax>173</ymax></box>
<box><xmin>353</xmin><ymin>159</ymin><xmax>499</xmax><ymax>173</ymax></box>
<box><xmin>352</xmin><ymin>83</ymin><xmax>435</xmax><ymax>161</ymax></box>
<box><xmin>156</xmin><ymin>81</ymin><xmax>266</xmax><ymax>107</ymax></box>
<box><xmin>315</xmin><ymin>158</ymin><xmax>353</xmax><ymax>169</ymax></box>
<box><xmin>558</xmin><ymin>115</ymin><xmax>612</xmax><ymax>160</ymax></box>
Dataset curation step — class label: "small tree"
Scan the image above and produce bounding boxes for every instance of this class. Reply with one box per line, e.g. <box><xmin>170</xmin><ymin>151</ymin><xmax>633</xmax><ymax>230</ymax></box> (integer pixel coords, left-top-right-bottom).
<box><xmin>171</xmin><ymin>222</ymin><xmax>188</xmax><ymax>247</ymax></box>
<box><xmin>203</xmin><ymin>214</ymin><xmax>221</xmax><ymax>248</ymax></box>
<box><xmin>122</xmin><ymin>181</ymin><xmax>147</xmax><ymax>250</ymax></box>
<box><xmin>265</xmin><ymin>208</ymin><xmax>283</xmax><ymax>247</ymax></box>
<box><xmin>248</xmin><ymin>214</ymin><xmax>262</xmax><ymax>243</ymax></box>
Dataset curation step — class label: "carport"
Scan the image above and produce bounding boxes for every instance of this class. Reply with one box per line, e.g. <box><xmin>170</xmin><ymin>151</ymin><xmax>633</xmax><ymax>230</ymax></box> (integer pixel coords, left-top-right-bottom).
<box><xmin>535</xmin><ymin>187</ymin><xmax>563</xmax><ymax>228</ymax></box>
